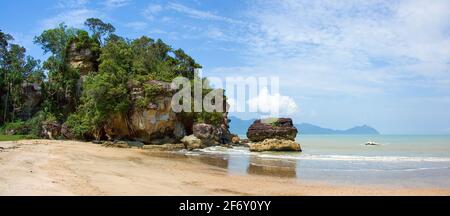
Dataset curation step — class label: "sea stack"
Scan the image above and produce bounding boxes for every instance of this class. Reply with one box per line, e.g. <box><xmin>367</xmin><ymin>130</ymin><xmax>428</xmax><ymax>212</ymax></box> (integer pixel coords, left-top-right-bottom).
<box><xmin>246</xmin><ymin>118</ymin><xmax>301</xmax><ymax>152</ymax></box>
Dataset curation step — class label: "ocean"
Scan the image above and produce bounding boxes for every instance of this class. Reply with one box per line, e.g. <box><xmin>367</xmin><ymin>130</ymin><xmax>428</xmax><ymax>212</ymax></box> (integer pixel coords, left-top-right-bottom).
<box><xmin>180</xmin><ymin>135</ymin><xmax>450</xmax><ymax>188</ymax></box>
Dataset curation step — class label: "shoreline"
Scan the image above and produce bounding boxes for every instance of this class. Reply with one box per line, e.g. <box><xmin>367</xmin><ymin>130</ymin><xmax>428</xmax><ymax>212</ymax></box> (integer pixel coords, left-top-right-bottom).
<box><xmin>1</xmin><ymin>139</ymin><xmax>449</xmax><ymax>196</ymax></box>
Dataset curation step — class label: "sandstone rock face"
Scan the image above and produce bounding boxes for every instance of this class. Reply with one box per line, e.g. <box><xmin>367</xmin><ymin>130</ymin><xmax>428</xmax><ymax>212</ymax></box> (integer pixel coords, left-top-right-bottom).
<box><xmin>103</xmin><ymin>80</ymin><xmax>187</xmax><ymax>144</ymax></box>
<box><xmin>248</xmin><ymin>139</ymin><xmax>301</xmax><ymax>152</ymax></box>
<box><xmin>67</xmin><ymin>42</ymin><xmax>97</xmax><ymax>76</ymax></box>
<box><xmin>59</xmin><ymin>78</ymin><xmax>233</xmax><ymax>146</ymax></box>
<box><xmin>247</xmin><ymin>118</ymin><xmax>298</xmax><ymax>142</ymax></box>
<box><xmin>103</xmin><ymin>113</ymin><xmax>130</xmax><ymax>140</ymax></box>
<box><xmin>129</xmin><ymin>97</ymin><xmax>182</xmax><ymax>143</ymax></box>
<box><xmin>181</xmin><ymin>135</ymin><xmax>203</xmax><ymax>150</ymax></box>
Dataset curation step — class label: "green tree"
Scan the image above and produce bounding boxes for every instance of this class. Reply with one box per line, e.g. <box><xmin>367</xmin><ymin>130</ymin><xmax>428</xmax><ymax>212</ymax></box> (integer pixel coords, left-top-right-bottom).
<box><xmin>34</xmin><ymin>23</ymin><xmax>77</xmax><ymax>118</ymax></box>
<box><xmin>0</xmin><ymin>30</ymin><xmax>12</xmax><ymax>123</ymax></box>
<box><xmin>34</xmin><ymin>24</ymin><xmax>100</xmax><ymax>118</ymax></box>
<box><xmin>0</xmin><ymin>30</ymin><xmax>44</xmax><ymax>124</ymax></box>
<box><xmin>173</xmin><ymin>48</ymin><xmax>201</xmax><ymax>79</ymax></box>
<box><xmin>65</xmin><ymin>37</ymin><xmax>131</xmax><ymax>138</ymax></box>
<box><xmin>84</xmin><ymin>18</ymin><xmax>115</xmax><ymax>45</ymax></box>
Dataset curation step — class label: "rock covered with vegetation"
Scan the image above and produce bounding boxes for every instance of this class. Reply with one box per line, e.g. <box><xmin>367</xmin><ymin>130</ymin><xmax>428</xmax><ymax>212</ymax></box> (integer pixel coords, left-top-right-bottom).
<box><xmin>0</xmin><ymin>18</ymin><xmax>233</xmax><ymax>146</ymax></box>
<box><xmin>247</xmin><ymin>118</ymin><xmax>298</xmax><ymax>142</ymax></box>
<box><xmin>102</xmin><ymin>80</ymin><xmax>185</xmax><ymax>144</ymax></box>
<box><xmin>247</xmin><ymin>118</ymin><xmax>301</xmax><ymax>152</ymax></box>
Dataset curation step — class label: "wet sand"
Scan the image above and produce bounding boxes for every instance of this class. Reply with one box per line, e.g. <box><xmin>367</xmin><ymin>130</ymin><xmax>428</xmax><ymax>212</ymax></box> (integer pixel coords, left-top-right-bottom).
<box><xmin>0</xmin><ymin>140</ymin><xmax>449</xmax><ymax>196</ymax></box>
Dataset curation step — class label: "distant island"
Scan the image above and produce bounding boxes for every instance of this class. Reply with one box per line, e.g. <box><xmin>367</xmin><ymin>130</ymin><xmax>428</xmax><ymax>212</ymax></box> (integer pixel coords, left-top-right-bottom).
<box><xmin>229</xmin><ymin>117</ymin><xmax>380</xmax><ymax>135</ymax></box>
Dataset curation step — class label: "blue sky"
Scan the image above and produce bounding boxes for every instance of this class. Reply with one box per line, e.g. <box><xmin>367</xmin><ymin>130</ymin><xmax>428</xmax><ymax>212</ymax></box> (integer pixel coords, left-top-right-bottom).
<box><xmin>1</xmin><ymin>0</ymin><xmax>450</xmax><ymax>134</ymax></box>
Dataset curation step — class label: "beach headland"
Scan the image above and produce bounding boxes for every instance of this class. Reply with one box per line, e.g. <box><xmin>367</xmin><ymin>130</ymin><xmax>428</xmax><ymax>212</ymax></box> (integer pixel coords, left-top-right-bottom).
<box><xmin>1</xmin><ymin>139</ymin><xmax>449</xmax><ymax>196</ymax></box>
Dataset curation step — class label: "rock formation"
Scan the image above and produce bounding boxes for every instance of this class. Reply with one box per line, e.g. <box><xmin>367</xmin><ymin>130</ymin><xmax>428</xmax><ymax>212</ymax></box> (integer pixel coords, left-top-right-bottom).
<box><xmin>193</xmin><ymin>123</ymin><xmax>233</xmax><ymax>146</ymax></box>
<box><xmin>41</xmin><ymin>122</ymin><xmax>61</xmax><ymax>140</ymax></box>
<box><xmin>66</xmin><ymin>41</ymin><xmax>99</xmax><ymax>101</ymax></box>
<box><xmin>247</xmin><ymin>118</ymin><xmax>298</xmax><ymax>142</ymax></box>
<box><xmin>181</xmin><ymin>135</ymin><xmax>202</xmax><ymax>150</ymax></box>
<box><xmin>246</xmin><ymin>118</ymin><xmax>301</xmax><ymax>152</ymax></box>
<box><xmin>67</xmin><ymin>42</ymin><xmax>97</xmax><ymax>76</ymax></box>
<box><xmin>49</xmin><ymin>77</ymin><xmax>237</xmax><ymax>148</ymax></box>
<box><xmin>102</xmin><ymin>80</ymin><xmax>186</xmax><ymax>144</ymax></box>
<box><xmin>249</xmin><ymin>139</ymin><xmax>301</xmax><ymax>152</ymax></box>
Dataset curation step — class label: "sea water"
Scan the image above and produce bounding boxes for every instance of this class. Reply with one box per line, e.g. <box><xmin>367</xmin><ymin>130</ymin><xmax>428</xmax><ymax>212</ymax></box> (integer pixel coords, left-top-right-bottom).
<box><xmin>182</xmin><ymin>135</ymin><xmax>450</xmax><ymax>188</ymax></box>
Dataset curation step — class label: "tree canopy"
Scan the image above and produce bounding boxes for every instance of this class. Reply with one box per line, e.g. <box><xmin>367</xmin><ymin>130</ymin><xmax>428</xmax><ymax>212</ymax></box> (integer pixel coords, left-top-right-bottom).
<box><xmin>84</xmin><ymin>18</ymin><xmax>115</xmax><ymax>45</ymax></box>
<box><xmin>1</xmin><ymin>18</ymin><xmax>223</xmax><ymax>140</ymax></box>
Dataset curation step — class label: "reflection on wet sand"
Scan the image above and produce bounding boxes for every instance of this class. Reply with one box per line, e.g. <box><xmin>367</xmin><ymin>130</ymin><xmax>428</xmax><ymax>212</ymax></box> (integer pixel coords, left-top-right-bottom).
<box><xmin>181</xmin><ymin>152</ymin><xmax>299</xmax><ymax>178</ymax></box>
<box><xmin>247</xmin><ymin>157</ymin><xmax>297</xmax><ymax>178</ymax></box>
<box><xmin>197</xmin><ymin>155</ymin><xmax>229</xmax><ymax>169</ymax></box>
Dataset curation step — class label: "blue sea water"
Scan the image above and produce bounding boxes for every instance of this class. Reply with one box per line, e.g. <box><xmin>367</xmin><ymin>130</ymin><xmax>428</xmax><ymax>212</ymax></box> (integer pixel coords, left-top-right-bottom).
<box><xmin>182</xmin><ymin>135</ymin><xmax>450</xmax><ymax>188</ymax></box>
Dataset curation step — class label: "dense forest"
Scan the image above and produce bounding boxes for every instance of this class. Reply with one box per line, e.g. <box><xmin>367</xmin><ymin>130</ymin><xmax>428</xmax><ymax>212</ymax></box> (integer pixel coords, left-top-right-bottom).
<box><xmin>0</xmin><ymin>18</ymin><xmax>224</xmax><ymax>141</ymax></box>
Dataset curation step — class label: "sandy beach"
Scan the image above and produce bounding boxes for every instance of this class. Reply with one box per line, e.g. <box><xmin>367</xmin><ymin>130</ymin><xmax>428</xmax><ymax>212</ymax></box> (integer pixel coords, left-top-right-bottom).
<box><xmin>0</xmin><ymin>139</ymin><xmax>449</xmax><ymax>196</ymax></box>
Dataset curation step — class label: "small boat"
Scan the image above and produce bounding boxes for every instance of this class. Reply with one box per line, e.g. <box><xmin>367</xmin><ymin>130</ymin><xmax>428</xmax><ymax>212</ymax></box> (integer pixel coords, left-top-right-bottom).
<box><xmin>365</xmin><ymin>141</ymin><xmax>380</xmax><ymax>146</ymax></box>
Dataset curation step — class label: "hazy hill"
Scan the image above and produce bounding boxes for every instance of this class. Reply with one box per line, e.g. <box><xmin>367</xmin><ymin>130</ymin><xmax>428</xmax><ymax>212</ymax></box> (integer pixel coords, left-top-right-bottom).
<box><xmin>229</xmin><ymin>116</ymin><xmax>379</xmax><ymax>135</ymax></box>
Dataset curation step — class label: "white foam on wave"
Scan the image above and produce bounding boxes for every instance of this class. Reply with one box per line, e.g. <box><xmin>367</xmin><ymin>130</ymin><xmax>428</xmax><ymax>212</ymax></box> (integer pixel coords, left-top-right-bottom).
<box><xmin>301</xmin><ymin>166</ymin><xmax>450</xmax><ymax>172</ymax></box>
<box><xmin>193</xmin><ymin>146</ymin><xmax>450</xmax><ymax>163</ymax></box>
<box><xmin>261</xmin><ymin>154</ymin><xmax>450</xmax><ymax>162</ymax></box>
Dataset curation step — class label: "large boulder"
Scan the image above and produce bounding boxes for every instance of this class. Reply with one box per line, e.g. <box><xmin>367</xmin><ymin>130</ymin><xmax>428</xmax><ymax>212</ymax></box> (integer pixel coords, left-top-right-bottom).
<box><xmin>181</xmin><ymin>135</ymin><xmax>203</xmax><ymax>150</ymax></box>
<box><xmin>193</xmin><ymin>123</ymin><xmax>214</xmax><ymax>139</ymax></box>
<box><xmin>248</xmin><ymin>139</ymin><xmax>301</xmax><ymax>152</ymax></box>
<box><xmin>193</xmin><ymin>123</ymin><xmax>217</xmax><ymax>146</ymax></box>
<box><xmin>193</xmin><ymin>123</ymin><xmax>234</xmax><ymax>146</ymax></box>
<box><xmin>247</xmin><ymin>118</ymin><xmax>298</xmax><ymax>142</ymax></box>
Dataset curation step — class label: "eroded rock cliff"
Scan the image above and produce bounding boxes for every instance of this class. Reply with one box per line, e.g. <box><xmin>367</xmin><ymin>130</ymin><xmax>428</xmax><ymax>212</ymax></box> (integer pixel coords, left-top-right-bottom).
<box><xmin>103</xmin><ymin>80</ymin><xmax>186</xmax><ymax>144</ymax></box>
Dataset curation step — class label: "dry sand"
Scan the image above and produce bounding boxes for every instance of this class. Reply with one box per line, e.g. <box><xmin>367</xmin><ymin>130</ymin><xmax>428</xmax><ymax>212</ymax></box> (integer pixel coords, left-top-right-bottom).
<box><xmin>0</xmin><ymin>139</ymin><xmax>449</xmax><ymax>196</ymax></box>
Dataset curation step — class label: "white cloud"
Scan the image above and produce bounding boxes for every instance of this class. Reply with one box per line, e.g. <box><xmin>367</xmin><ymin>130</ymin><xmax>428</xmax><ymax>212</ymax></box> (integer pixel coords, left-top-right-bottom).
<box><xmin>166</xmin><ymin>2</ymin><xmax>242</xmax><ymax>24</ymax></box>
<box><xmin>124</xmin><ymin>21</ymin><xmax>148</xmax><ymax>31</ymax></box>
<box><xmin>40</xmin><ymin>9</ymin><xmax>100</xmax><ymax>29</ymax></box>
<box><xmin>204</xmin><ymin>0</ymin><xmax>450</xmax><ymax>100</ymax></box>
<box><xmin>56</xmin><ymin>0</ymin><xmax>89</xmax><ymax>9</ymax></box>
<box><xmin>248</xmin><ymin>87</ymin><xmax>299</xmax><ymax>116</ymax></box>
<box><xmin>142</xmin><ymin>4</ymin><xmax>163</xmax><ymax>21</ymax></box>
<box><xmin>102</xmin><ymin>0</ymin><xmax>130</xmax><ymax>9</ymax></box>
<box><xmin>241</xmin><ymin>0</ymin><xmax>450</xmax><ymax>90</ymax></box>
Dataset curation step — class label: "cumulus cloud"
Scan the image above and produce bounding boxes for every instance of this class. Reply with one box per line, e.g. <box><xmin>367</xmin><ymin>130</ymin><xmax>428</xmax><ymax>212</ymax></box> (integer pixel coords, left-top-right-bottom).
<box><xmin>247</xmin><ymin>87</ymin><xmax>299</xmax><ymax>116</ymax></box>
